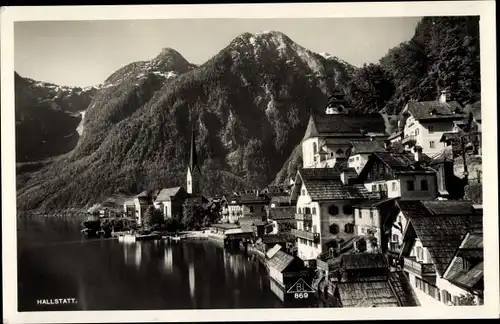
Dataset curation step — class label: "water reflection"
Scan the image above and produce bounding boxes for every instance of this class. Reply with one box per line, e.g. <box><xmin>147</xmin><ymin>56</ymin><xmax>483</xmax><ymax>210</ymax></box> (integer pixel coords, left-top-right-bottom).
<box><xmin>18</xmin><ymin>216</ymin><xmax>325</xmax><ymax>310</ymax></box>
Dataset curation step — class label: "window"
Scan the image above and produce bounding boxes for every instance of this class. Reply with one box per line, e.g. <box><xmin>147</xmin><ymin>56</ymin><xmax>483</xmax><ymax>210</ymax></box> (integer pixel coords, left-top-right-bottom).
<box><xmin>392</xmin><ymin>234</ymin><xmax>398</xmax><ymax>242</ymax></box>
<box><xmin>312</xmin><ymin>207</ymin><xmax>317</xmax><ymax>215</ymax></box>
<box><xmin>344</xmin><ymin>223</ymin><xmax>354</xmax><ymax>234</ymax></box>
<box><xmin>428</xmin><ymin>125</ymin><xmax>434</xmax><ymax>134</ymax></box>
<box><xmin>463</xmin><ymin>258</ymin><xmax>472</xmax><ymax>271</ymax></box>
<box><xmin>301</xmin><ymin>189</ymin><xmax>306</xmax><ymax>196</ymax></box>
<box><xmin>188</xmin><ymin>180</ymin><xmax>191</xmax><ymax>186</ymax></box>
<box><xmin>392</xmin><ymin>182</ymin><xmax>397</xmax><ymax>191</ymax></box>
<box><xmin>421</xmin><ymin>179</ymin><xmax>429</xmax><ymax>191</ymax></box>
<box><xmin>298</xmin><ymin>207</ymin><xmax>302</xmax><ymax>213</ymax></box>
<box><xmin>313</xmin><ymin>142</ymin><xmax>318</xmax><ymax>154</ymax></box>
<box><xmin>369</xmin><ymin>210</ymin><xmax>374</xmax><ymax>219</ymax></box>
<box><xmin>372</xmin><ymin>184</ymin><xmax>377</xmax><ymax>192</ymax></box>
<box><xmin>415</xmin><ymin>128</ymin><xmax>419</xmax><ymax>136</ymax></box>
<box><xmin>305</xmin><ymin>207</ymin><xmax>311</xmax><ymax>214</ymax></box>
<box><xmin>355</xmin><ymin>209</ymin><xmax>361</xmax><ymax>219</ymax></box>
<box><xmin>407</xmin><ymin>180</ymin><xmax>415</xmax><ymax>191</ymax></box>
<box><xmin>429</xmin><ymin>141</ymin><xmax>435</xmax><ymax>149</ymax></box>
<box><xmin>356</xmin><ymin>156</ymin><xmax>360</xmax><ymax>161</ymax></box>
<box><xmin>343</xmin><ymin>205</ymin><xmax>353</xmax><ymax>215</ymax></box>
<box><xmin>261</xmin><ymin>206</ymin><xmax>265</xmax><ymax>212</ymax></box>
<box><xmin>329</xmin><ymin>223</ymin><xmax>339</xmax><ymax>234</ymax></box>
<box><xmin>328</xmin><ymin>204</ymin><xmax>339</xmax><ymax>216</ymax></box>
<box><xmin>330</xmin><ymin>152</ymin><xmax>334</xmax><ymax>157</ymax></box>
<box><xmin>442</xmin><ymin>290</ymin><xmax>452</xmax><ymax>304</ymax></box>
<box><xmin>249</xmin><ymin>206</ymin><xmax>254</xmax><ymax>212</ymax></box>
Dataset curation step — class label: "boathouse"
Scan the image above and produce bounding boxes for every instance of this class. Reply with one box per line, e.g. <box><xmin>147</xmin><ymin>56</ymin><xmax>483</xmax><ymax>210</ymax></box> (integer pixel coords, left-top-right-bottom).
<box><xmin>266</xmin><ymin>244</ymin><xmax>310</xmax><ymax>289</ymax></box>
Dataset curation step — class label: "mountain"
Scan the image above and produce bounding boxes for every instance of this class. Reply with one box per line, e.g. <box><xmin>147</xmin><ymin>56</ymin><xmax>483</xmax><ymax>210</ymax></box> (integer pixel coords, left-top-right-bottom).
<box><xmin>16</xmin><ymin>31</ymin><xmax>356</xmax><ymax>212</ymax></box>
<box><xmin>15</xmin><ymin>72</ymin><xmax>98</xmax><ymax>162</ymax></box>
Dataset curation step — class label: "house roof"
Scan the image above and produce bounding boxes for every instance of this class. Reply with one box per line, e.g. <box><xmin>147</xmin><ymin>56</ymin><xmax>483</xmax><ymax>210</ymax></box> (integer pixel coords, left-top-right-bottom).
<box><xmin>298</xmin><ymin>168</ymin><xmax>342</xmax><ymax>181</ymax></box>
<box><xmin>266</xmin><ymin>244</ymin><xmax>282</xmax><ymax>259</ymax></box>
<box><xmin>262</xmin><ymin>234</ymin><xmax>296</xmax><ymax>244</ymax></box>
<box><xmin>124</xmin><ymin>200</ymin><xmax>135</xmax><ymax>206</ymax></box>
<box><xmin>444</xmin><ymin>231</ymin><xmax>484</xmax><ymax>290</ymax></box>
<box><xmin>401</xmin><ymin>201</ymin><xmax>483</xmax><ymax>276</ymax></box>
<box><xmin>155</xmin><ymin>186</ymin><xmax>183</xmax><ymax>202</ymax></box>
<box><xmin>303</xmin><ymin>113</ymin><xmax>388</xmax><ymax>140</ymax></box>
<box><xmin>225</xmin><ymin>228</ymin><xmax>253</xmax><ymax>235</ymax></box>
<box><xmin>350</xmin><ymin>141</ymin><xmax>386</xmax><ymax>154</ymax></box>
<box><xmin>440</xmin><ymin>132</ymin><xmax>462</xmax><ymax>142</ymax></box>
<box><xmin>268</xmin><ymin>206</ymin><xmax>295</xmax><ymax>220</ymax></box>
<box><xmin>305</xmin><ymin>180</ymin><xmax>372</xmax><ymax>201</ymax></box>
<box><xmin>337</xmin><ymin>281</ymin><xmax>400</xmax><ymax>307</ymax></box>
<box><xmin>387</xmin><ymin>270</ymin><xmax>421</xmax><ymax>306</ymax></box>
<box><xmin>229</xmin><ymin>192</ymin><xmax>270</xmax><ymax>205</ymax></box>
<box><xmin>211</xmin><ymin>223</ymin><xmax>240</xmax><ymax>229</ymax></box>
<box><xmin>267</xmin><ymin>250</ymin><xmax>295</xmax><ymax>273</ymax></box>
<box><xmin>341</xmin><ymin>253</ymin><xmax>388</xmax><ymax>271</ymax></box>
<box><xmin>387</xmin><ymin>130</ymin><xmax>403</xmax><ymax>141</ymax></box>
<box><xmin>369</xmin><ymin>151</ymin><xmax>435</xmax><ymax>175</ymax></box>
<box><xmin>270</xmin><ymin>195</ymin><xmax>291</xmax><ymax>205</ymax></box>
<box><xmin>405</xmin><ymin>100</ymin><xmax>465</xmax><ymax>121</ymax></box>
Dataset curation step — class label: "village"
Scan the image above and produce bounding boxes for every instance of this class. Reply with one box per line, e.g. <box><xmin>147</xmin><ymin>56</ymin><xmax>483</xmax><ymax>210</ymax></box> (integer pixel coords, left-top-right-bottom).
<box><xmin>85</xmin><ymin>89</ymin><xmax>483</xmax><ymax>308</ymax></box>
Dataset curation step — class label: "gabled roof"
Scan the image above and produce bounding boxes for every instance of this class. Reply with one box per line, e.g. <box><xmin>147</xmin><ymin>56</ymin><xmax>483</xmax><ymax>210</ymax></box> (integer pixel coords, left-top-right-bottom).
<box><xmin>266</xmin><ymin>244</ymin><xmax>282</xmax><ymax>259</ymax></box>
<box><xmin>155</xmin><ymin>186</ymin><xmax>184</xmax><ymax>202</ymax></box>
<box><xmin>303</xmin><ymin>113</ymin><xmax>388</xmax><ymax>140</ymax></box>
<box><xmin>443</xmin><ymin>232</ymin><xmax>484</xmax><ymax>291</ymax></box>
<box><xmin>337</xmin><ymin>281</ymin><xmax>400</xmax><ymax>307</ymax></box>
<box><xmin>298</xmin><ymin>168</ymin><xmax>342</xmax><ymax>181</ymax></box>
<box><xmin>341</xmin><ymin>253</ymin><xmax>388</xmax><ymax>271</ymax></box>
<box><xmin>304</xmin><ymin>180</ymin><xmax>372</xmax><ymax>201</ymax></box>
<box><xmin>387</xmin><ymin>131</ymin><xmax>403</xmax><ymax>141</ymax></box>
<box><xmin>350</xmin><ymin>141</ymin><xmax>386</xmax><ymax>155</ymax></box>
<box><xmin>268</xmin><ymin>206</ymin><xmax>295</xmax><ymax>220</ymax></box>
<box><xmin>370</xmin><ymin>151</ymin><xmax>434</xmax><ymax>174</ymax></box>
<box><xmin>267</xmin><ymin>250</ymin><xmax>295</xmax><ymax>273</ymax></box>
<box><xmin>400</xmin><ymin>200</ymin><xmax>483</xmax><ymax>276</ymax></box>
<box><xmin>262</xmin><ymin>234</ymin><xmax>296</xmax><ymax>244</ymax></box>
<box><xmin>354</xmin><ymin>197</ymin><xmax>398</xmax><ymax>209</ymax></box>
<box><xmin>404</xmin><ymin>100</ymin><xmax>465</xmax><ymax>121</ymax></box>
<box><xmin>270</xmin><ymin>195</ymin><xmax>291</xmax><ymax>205</ymax></box>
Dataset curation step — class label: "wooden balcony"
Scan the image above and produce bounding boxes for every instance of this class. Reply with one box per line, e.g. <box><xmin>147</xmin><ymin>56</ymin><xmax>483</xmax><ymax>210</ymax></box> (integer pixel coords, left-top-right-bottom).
<box><xmin>295</xmin><ymin>213</ymin><xmax>312</xmax><ymax>221</ymax></box>
<box><xmin>403</xmin><ymin>257</ymin><xmax>436</xmax><ymax>276</ymax></box>
<box><xmin>292</xmin><ymin>228</ymin><xmax>320</xmax><ymax>243</ymax></box>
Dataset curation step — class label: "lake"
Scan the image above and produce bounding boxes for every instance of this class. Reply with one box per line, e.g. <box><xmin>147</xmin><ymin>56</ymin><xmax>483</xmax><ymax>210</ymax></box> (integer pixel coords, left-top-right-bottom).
<box><xmin>17</xmin><ymin>216</ymin><xmax>330</xmax><ymax>311</ymax></box>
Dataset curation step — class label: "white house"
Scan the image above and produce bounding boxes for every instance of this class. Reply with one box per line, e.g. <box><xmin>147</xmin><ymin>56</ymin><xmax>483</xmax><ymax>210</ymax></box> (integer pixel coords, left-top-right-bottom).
<box><xmin>356</xmin><ymin>148</ymin><xmax>438</xmax><ymax>201</ymax></box>
<box><xmin>347</xmin><ymin>140</ymin><xmax>386</xmax><ymax>174</ymax></box>
<box><xmin>301</xmin><ymin>92</ymin><xmax>388</xmax><ymax>169</ymax></box>
<box><xmin>290</xmin><ymin>167</ymin><xmax>374</xmax><ymax>260</ymax></box>
<box><xmin>154</xmin><ymin>186</ymin><xmax>188</xmax><ymax>219</ymax></box>
<box><xmin>397</xmin><ymin>200</ymin><xmax>483</xmax><ymax>307</ymax></box>
<box><xmin>398</xmin><ymin>91</ymin><xmax>466</xmax><ymax>157</ymax></box>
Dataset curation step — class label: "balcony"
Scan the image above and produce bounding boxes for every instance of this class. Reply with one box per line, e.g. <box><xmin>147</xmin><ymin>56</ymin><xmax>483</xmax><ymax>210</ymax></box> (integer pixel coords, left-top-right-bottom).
<box><xmin>403</xmin><ymin>257</ymin><xmax>436</xmax><ymax>276</ymax></box>
<box><xmin>295</xmin><ymin>213</ymin><xmax>312</xmax><ymax>221</ymax></box>
<box><xmin>402</xmin><ymin>135</ymin><xmax>417</xmax><ymax>147</ymax></box>
<box><xmin>292</xmin><ymin>228</ymin><xmax>320</xmax><ymax>243</ymax></box>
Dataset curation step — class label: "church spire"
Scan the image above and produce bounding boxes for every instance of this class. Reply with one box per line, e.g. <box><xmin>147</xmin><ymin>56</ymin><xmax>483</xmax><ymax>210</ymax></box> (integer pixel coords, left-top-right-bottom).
<box><xmin>189</xmin><ymin>123</ymin><xmax>197</xmax><ymax>172</ymax></box>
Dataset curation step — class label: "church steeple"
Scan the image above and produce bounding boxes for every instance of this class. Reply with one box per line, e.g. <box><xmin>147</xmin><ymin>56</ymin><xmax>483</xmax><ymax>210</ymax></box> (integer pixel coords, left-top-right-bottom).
<box><xmin>187</xmin><ymin>121</ymin><xmax>201</xmax><ymax>195</ymax></box>
<box><xmin>189</xmin><ymin>124</ymin><xmax>197</xmax><ymax>171</ymax></box>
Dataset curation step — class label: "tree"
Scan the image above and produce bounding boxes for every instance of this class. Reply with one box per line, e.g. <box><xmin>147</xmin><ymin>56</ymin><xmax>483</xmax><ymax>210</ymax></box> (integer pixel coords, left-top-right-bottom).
<box><xmin>181</xmin><ymin>199</ymin><xmax>206</xmax><ymax>230</ymax></box>
<box><xmin>143</xmin><ymin>206</ymin><xmax>164</xmax><ymax>231</ymax></box>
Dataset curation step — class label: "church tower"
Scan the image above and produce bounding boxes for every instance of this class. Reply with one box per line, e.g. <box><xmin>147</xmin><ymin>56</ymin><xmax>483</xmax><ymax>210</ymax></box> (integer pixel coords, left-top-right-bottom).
<box><xmin>187</xmin><ymin>125</ymin><xmax>202</xmax><ymax>195</ymax></box>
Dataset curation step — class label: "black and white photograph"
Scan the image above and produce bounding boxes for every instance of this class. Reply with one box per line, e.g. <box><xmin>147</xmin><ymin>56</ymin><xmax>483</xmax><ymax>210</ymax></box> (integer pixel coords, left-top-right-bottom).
<box><xmin>1</xmin><ymin>2</ymin><xmax>498</xmax><ymax>323</ymax></box>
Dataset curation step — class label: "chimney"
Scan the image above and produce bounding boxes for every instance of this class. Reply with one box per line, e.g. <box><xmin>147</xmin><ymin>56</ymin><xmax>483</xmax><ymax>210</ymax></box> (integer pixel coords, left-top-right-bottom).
<box><xmin>439</xmin><ymin>90</ymin><xmax>448</xmax><ymax>104</ymax></box>
<box><xmin>340</xmin><ymin>171</ymin><xmax>349</xmax><ymax>185</ymax></box>
<box><xmin>414</xmin><ymin>146</ymin><xmax>423</xmax><ymax>162</ymax></box>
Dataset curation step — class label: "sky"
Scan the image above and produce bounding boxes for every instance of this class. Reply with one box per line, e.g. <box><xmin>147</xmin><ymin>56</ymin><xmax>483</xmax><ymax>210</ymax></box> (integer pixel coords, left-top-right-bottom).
<box><xmin>14</xmin><ymin>17</ymin><xmax>421</xmax><ymax>87</ymax></box>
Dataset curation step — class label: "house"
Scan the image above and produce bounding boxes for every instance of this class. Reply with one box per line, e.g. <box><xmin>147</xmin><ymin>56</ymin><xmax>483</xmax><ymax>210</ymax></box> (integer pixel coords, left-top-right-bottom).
<box><xmin>123</xmin><ymin>200</ymin><xmax>136</xmax><ymax>218</ymax></box>
<box><xmin>332</xmin><ymin>253</ymin><xmax>420</xmax><ymax>307</ymax></box>
<box><xmin>154</xmin><ymin>186</ymin><xmax>188</xmax><ymax>219</ymax></box>
<box><xmin>347</xmin><ymin>140</ymin><xmax>386</xmax><ymax>174</ymax></box>
<box><xmin>127</xmin><ymin>190</ymin><xmax>156</xmax><ymax>225</ymax></box>
<box><xmin>267</xmin><ymin>206</ymin><xmax>296</xmax><ymax>234</ymax></box>
<box><xmin>209</xmin><ymin>223</ymin><xmax>240</xmax><ymax>238</ymax></box>
<box><xmin>301</xmin><ymin>93</ymin><xmax>388</xmax><ymax>169</ymax></box>
<box><xmin>239</xmin><ymin>216</ymin><xmax>273</xmax><ymax>237</ymax></box>
<box><xmin>290</xmin><ymin>167</ymin><xmax>375</xmax><ymax>260</ymax></box>
<box><xmin>353</xmin><ymin>198</ymin><xmax>399</xmax><ymax>253</ymax></box>
<box><xmin>441</xmin><ymin>231</ymin><xmax>484</xmax><ymax>305</ymax></box>
<box><xmin>398</xmin><ymin>91</ymin><xmax>466</xmax><ymax>157</ymax></box>
<box><xmin>356</xmin><ymin>148</ymin><xmax>437</xmax><ymax>200</ymax></box>
<box><xmin>396</xmin><ymin>200</ymin><xmax>482</xmax><ymax>307</ymax></box>
<box><xmin>266</xmin><ymin>244</ymin><xmax>311</xmax><ymax>290</ymax></box>
<box><xmin>225</xmin><ymin>190</ymin><xmax>270</xmax><ymax>222</ymax></box>
<box><xmin>260</xmin><ymin>233</ymin><xmax>296</xmax><ymax>253</ymax></box>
